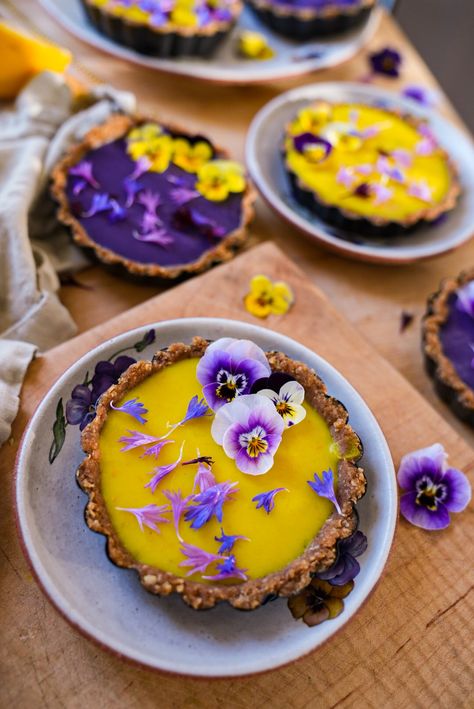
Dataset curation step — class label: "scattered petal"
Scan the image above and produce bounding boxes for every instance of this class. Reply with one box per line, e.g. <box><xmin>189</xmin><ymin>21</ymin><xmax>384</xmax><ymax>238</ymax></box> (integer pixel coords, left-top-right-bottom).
<box><xmin>203</xmin><ymin>554</ymin><xmax>248</xmax><ymax>581</ymax></box>
<box><xmin>308</xmin><ymin>469</ymin><xmax>342</xmax><ymax>514</ymax></box>
<box><xmin>179</xmin><ymin>542</ymin><xmax>221</xmax><ymax>576</ymax></box>
<box><xmin>214</xmin><ymin>528</ymin><xmax>249</xmax><ymax>555</ymax></box>
<box><xmin>111</xmin><ymin>397</ymin><xmax>148</xmax><ymax>424</ymax></box>
<box><xmin>252</xmin><ymin>487</ymin><xmax>288</xmax><ymax>514</ymax></box>
<box><xmin>184</xmin><ymin>481</ymin><xmax>238</xmax><ymax>529</ymax></box>
<box><xmin>116</xmin><ymin>504</ymin><xmax>169</xmax><ymax>533</ymax></box>
<box><xmin>145</xmin><ymin>441</ymin><xmax>185</xmax><ymax>494</ymax></box>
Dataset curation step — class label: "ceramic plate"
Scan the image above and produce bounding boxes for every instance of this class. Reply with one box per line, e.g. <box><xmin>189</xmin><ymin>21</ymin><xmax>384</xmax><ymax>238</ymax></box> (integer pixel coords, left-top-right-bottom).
<box><xmin>15</xmin><ymin>318</ymin><xmax>396</xmax><ymax>677</ymax></box>
<box><xmin>38</xmin><ymin>0</ymin><xmax>382</xmax><ymax>84</ymax></box>
<box><xmin>246</xmin><ymin>82</ymin><xmax>474</xmax><ymax>264</ymax></box>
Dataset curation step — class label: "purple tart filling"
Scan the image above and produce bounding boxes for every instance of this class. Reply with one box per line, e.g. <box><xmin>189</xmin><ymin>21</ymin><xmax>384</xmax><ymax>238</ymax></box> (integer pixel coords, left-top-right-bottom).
<box><xmin>266</xmin><ymin>0</ymin><xmax>362</xmax><ymax>8</ymax></box>
<box><xmin>440</xmin><ymin>291</ymin><xmax>474</xmax><ymax>391</ymax></box>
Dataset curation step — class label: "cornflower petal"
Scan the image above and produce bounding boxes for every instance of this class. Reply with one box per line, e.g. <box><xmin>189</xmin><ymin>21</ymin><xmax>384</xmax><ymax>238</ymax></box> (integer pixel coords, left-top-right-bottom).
<box><xmin>184</xmin><ymin>481</ymin><xmax>238</xmax><ymax>529</ymax></box>
<box><xmin>70</xmin><ymin>161</ymin><xmax>100</xmax><ymax>189</ymax></box>
<box><xmin>203</xmin><ymin>554</ymin><xmax>248</xmax><ymax>581</ymax></box>
<box><xmin>308</xmin><ymin>469</ymin><xmax>342</xmax><ymax>514</ymax></box>
<box><xmin>252</xmin><ymin>487</ymin><xmax>288</xmax><ymax>514</ymax></box>
<box><xmin>111</xmin><ymin>397</ymin><xmax>148</xmax><ymax>424</ymax></box>
<box><xmin>179</xmin><ymin>542</ymin><xmax>222</xmax><ymax>576</ymax></box>
<box><xmin>214</xmin><ymin>528</ymin><xmax>249</xmax><ymax>555</ymax></box>
<box><xmin>115</xmin><ymin>503</ymin><xmax>169</xmax><ymax>533</ymax></box>
<box><xmin>145</xmin><ymin>441</ymin><xmax>185</xmax><ymax>494</ymax></box>
<box><xmin>163</xmin><ymin>489</ymin><xmax>193</xmax><ymax>541</ymax></box>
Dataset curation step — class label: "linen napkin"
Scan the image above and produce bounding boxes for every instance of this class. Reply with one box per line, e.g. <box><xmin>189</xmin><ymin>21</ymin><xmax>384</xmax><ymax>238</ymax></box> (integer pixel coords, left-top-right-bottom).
<box><xmin>0</xmin><ymin>71</ymin><xmax>135</xmax><ymax>446</ymax></box>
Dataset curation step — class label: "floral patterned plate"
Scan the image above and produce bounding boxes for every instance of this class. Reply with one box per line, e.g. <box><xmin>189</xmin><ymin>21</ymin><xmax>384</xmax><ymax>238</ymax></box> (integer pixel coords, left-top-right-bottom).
<box><xmin>15</xmin><ymin>318</ymin><xmax>396</xmax><ymax>677</ymax></box>
<box><xmin>37</xmin><ymin>0</ymin><xmax>382</xmax><ymax>84</ymax></box>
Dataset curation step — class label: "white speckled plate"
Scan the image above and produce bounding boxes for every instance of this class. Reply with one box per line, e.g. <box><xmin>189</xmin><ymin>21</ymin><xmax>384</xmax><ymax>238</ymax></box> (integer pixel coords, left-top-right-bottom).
<box><xmin>246</xmin><ymin>82</ymin><xmax>474</xmax><ymax>264</ymax></box>
<box><xmin>15</xmin><ymin>318</ymin><xmax>396</xmax><ymax>677</ymax></box>
<box><xmin>38</xmin><ymin>0</ymin><xmax>382</xmax><ymax>84</ymax></box>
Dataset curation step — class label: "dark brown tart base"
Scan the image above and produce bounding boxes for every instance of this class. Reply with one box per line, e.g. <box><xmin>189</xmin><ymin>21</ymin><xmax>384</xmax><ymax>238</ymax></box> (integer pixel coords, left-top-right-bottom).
<box><xmin>77</xmin><ymin>337</ymin><xmax>366</xmax><ymax>611</ymax></box>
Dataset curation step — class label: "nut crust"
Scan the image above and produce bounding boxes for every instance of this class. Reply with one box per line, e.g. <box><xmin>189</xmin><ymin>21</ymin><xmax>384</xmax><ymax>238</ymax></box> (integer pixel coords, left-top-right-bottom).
<box><xmin>51</xmin><ymin>114</ymin><xmax>256</xmax><ymax>280</ymax></box>
<box><xmin>78</xmin><ymin>337</ymin><xmax>366</xmax><ymax>610</ymax></box>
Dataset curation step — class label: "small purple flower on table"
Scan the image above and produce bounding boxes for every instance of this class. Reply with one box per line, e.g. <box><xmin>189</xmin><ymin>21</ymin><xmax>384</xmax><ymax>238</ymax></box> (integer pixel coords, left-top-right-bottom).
<box><xmin>252</xmin><ymin>373</ymin><xmax>306</xmax><ymax>428</ymax></box>
<box><xmin>111</xmin><ymin>397</ymin><xmax>148</xmax><ymax>424</ymax></box>
<box><xmin>203</xmin><ymin>555</ymin><xmax>248</xmax><ymax>582</ymax></box>
<box><xmin>402</xmin><ymin>85</ymin><xmax>437</xmax><ymax>109</ymax></box>
<box><xmin>211</xmin><ymin>395</ymin><xmax>284</xmax><ymax>475</ymax></box>
<box><xmin>197</xmin><ymin>337</ymin><xmax>271</xmax><ymax>411</ymax></box>
<box><xmin>163</xmin><ymin>489</ymin><xmax>192</xmax><ymax>541</ymax></box>
<box><xmin>316</xmin><ymin>530</ymin><xmax>368</xmax><ymax>586</ymax></box>
<box><xmin>397</xmin><ymin>443</ymin><xmax>471</xmax><ymax>530</ymax></box>
<box><xmin>456</xmin><ymin>282</ymin><xmax>474</xmax><ymax>319</ymax></box>
<box><xmin>214</xmin><ymin>528</ymin><xmax>249</xmax><ymax>555</ymax></box>
<box><xmin>252</xmin><ymin>487</ymin><xmax>288</xmax><ymax>514</ymax></box>
<box><xmin>368</xmin><ymin>47</ymin><xmax>402</xmax><ymax>78</ymax></box>
<box><xmin>115</xmin><ymin>504</ymin><xmax>169</xmax><ymax>533</ymax></box>
<box><xmin>179</xmin><ymin>542</ymin><xmax>221</xmax><ymax>576</ymax></box>
<box><xmin>184</xmin><ymin>481</ymin><xmax>238</xmax><ymax>529</ymax></box>
<box><xmin>145</xmin><ymin>441</ymin><xmax>185</xmax><ymax>494</ymax></box>
<box><xmin>308</xmin><ymin>469</ymin><xmax>342</xmax><ymax>514</ymax></box>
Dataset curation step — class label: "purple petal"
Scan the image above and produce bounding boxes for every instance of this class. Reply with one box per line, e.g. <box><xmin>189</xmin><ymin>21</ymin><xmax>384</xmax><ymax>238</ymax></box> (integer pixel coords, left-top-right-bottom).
<box><xmin>397</xmin><ymin>443</ymin><xmax>446</xmax><ymax>490</ymax></box>
<box><xmin>441</xmin><ymin>467</ymin><xmax>472</xmax><ymax>512</ymax></box>
<box><xmin>400</xmin><ymin>491</ymin><xmax>451</xmax><ymax>530</ymax></box>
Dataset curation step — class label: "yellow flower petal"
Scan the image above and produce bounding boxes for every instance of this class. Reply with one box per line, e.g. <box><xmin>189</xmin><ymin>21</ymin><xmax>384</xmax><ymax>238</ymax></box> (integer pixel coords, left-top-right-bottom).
<box><xmin>239</xmin><ymin>31</ymin><xmax>274</xmax><ymax>61</ymax></box>
<box><xmin>244</xmin><ymin>275</ymin><xmax>294</xmax><ymax>319</ymax></box>
<box><xmin>249</xmin><ymin>274</ymin><xmax>273</xmax><ymax>296</ymax></box>
<box><xmin>273</xmin><ymin>281</ymin><xmax>294</xmax><ymax>304</ymax></box>
<box><xmin>244</xmin><ymin>294</ymin><xmax>272</xmax><ymax>319</ymax></box>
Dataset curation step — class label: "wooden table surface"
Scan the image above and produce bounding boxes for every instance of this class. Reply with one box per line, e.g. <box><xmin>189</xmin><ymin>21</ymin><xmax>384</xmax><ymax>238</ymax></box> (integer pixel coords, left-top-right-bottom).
<box><xmin>1</xmin><ymin>1</ymin><xmax>473</xmax><ymax>706</ymax></box>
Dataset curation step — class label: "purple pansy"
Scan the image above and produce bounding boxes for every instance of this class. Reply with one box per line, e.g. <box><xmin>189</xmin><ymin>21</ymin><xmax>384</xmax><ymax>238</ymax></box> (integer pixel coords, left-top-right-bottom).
<box><xmin>368</xmin><ymin>47</ymin><xmax>402</xmax><ymax>78</ymax></box>
<box><xmin>252</xmin><ymin>487</ymin><xmax>288</xmax><ymax>514</ymax></box>
<box><xmin>398</xmin><ymin>443</ymin><xmax>471</xmax><ymax>530</ymax></box>
<box><xmin>115</xmin><ymin>503</ymin><xmax>169</xmax><ymax>533</ymax></box>
<box><xmin>145</xmin><ymin>441</ymin><xmax>185</xmax><ymax>494</ymax></box>
<box><xmin>293</xmin><ymin>133</ymin><xmax>332</xmax><ymax>163</ymax></box>
<box><xmin>308</xmin><ymin>469</ymin><xmax>342</xmax><ymax>514</ymax></box>
<box><xmin>110</xmin><ymin>397</ymin><xmax>148</xmax><ymax>424</ymax></box>
<box><xmin>184</xmin><ymin>481</ymin><xmax>238</xmax><ymax>529</ymax></box>
<box><xmin>203</xmin><ymin>554</ymin><xmax>248</xmax><ymax>582</ymax></box>
<box><xmin>214</xmin><ymin>528</ymin><xmax>249</xmax><ymax>555</ymax></box>
<box><xmin>179</xmin><ymin>542</ymin><xmax>221</xmax><ymax>577</ymax></box>
<box><xmin>163</xmin><ymin>489</ymin><xmax>192</xmax><ymax>541</ymax></box>
<box><xmin>212</xmin><ymin>394</ymin><xmax>285</xmax><ymax>475</ymax></box>
<box><xmin>197</xmin><ymin>338</ymin><xmax>271</xmax><ymax>411</ymax></box>
<box><xmin>456</xmin><ymin>282</ymin><xmax>474</xmax><ymax>318</ymax></box>
<box><xmin>316</xmin><ymin>530</ymin><xmax>368</xmax><ymax>586</ymax></box>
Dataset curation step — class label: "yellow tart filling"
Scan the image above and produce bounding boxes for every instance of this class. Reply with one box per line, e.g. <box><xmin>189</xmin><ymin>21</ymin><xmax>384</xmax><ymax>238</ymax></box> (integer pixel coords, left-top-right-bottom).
<box><xmin>284</xmin><ymin>102</ymin><xmax>454</xmax><ymax>222</ymax></box>
<box><xmin>99</xmin><ymin>356</ymin><xmax>341</xmax><ymax>583</ymax></box>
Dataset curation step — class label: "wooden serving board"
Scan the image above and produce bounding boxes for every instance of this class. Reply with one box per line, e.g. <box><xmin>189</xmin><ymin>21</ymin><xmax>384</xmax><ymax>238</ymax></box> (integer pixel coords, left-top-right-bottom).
<box><xmin>2</xmin><ymin>243</ymin><xmax>473</xmax><ymax>707</ymax></box>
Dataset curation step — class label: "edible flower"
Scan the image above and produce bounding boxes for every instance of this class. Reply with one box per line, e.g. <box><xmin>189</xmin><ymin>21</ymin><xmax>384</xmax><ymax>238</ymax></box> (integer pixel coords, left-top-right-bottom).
<box><xmin>137</xmin><ymin>189</ymin><xmax>161</xmax><ymax>214</ymax></box>
<box><xmin>214</xmin><ymin>528</ymin><xmax>249</xmax><ymax>555</ymax></box>
<box><xmin>308</xmin><ymin>469</ymin><xmax>342</xmax><ymax>514</ymax></box>
<box><xmin>166</xmin><ymin>395</ymin><xmax>210</xmax><ymax>432</ymax></box>
<box><xmin>211</xmin><ymin>394</ymin><xmax>284</xmax><ymax>475</ymax></box>
<box><xmin>372</xmin><ymin>183</ymin><xmax>393</xmax><ymax>205</ymax></box>
<box><xmin>238</xmin><ymin>30</ymin><xmax>274</xmax><ymax>61</ymax></box>
<box><xmin>184</xmin><ymin>481</ymin><xmax>238</xmax><ymax>529</ymax></box>
<box><xmin>119</xmin><ymin>430</ymin><xmax>171</xmax><ymax>453</ymax></box>
<box><xmin>407</xmin><ymin>180</ymin><xmax>432</xmax><ymax>203</ymax></box>
<box><xmin>368</xmin><ymin>47</ymin><xmax>402</xmax><ymax>78</ymax></box>
<box><xmin>336</xmin><ymin>166</ymin><xmax>356</xmax><ymax>189</ymax></box>
<box><xmin>253</xmin><ymin>375</ymin><xmax>306</xmax><ymax>428</ymax></box>
<box><xmin>163</xmin><ymin>489</ymin><xmax>192</xmax><ymax>541</ymax></box>
<box><xmin>145</xmin><ymin>441</ymin><xmax>185</xmax><ymax>494</ymax></box>
<box><xmin>70</xmin><ymin>161</ymin><xmax>100</xmax><ymax>192</ymax></box>
<box><xmin>128</xmin><ymin>123</ymin><xmax>163</xmax><ymax>144</ymax></box>
<box><xmin>397</xmin><ymin>443</ymin><xmax>471</xmax><ymax>530</ymax></box>
<box><xmin>203</xmin><ymin>554</ymin><xmax>248</xmax><ymax>581</ymax></box>
<box><xmin>289</xmin><ymin>103</ymin><xmax>333</xmax><ymax>135</ymax></box>
<box><xmin>115</xmin><ymin>504</ymin><xmax>169</xmax><ymax>533</ymax></box>
<box><xmin>108</xmin><ymin>199</ymin><xmax>126</xmax><ymax>223</ymax></box>
<box><xmin>376</xmin><ymin>156</ymin><xmax>404</xmax><ymax>183</ymax></box>
<box><xmin>133</xmin><ymin>228</ymin><xmax>174</xmax><ymax>247</ymax></box>
<box><xmin>172</xmin><ymin>138</ymin><xmax>213</xmax><ymax>173</ymax></box>
<box><xmin>141</xmin><ymin>439</ymin><xmax>175</xmax><ymax>459</ymax></box>
<box><xmin>127</xmin><ymin>156</ymin><xmax>151</xmax><ymax>181</ymax></box>
<box><xmin>110</xmin><ymin>397</ymin><xmax>148</xmax><ymax>424</ymax></box>
<box><xmin>128</xmin><ymin>132</ymin><xmax>174</xmax><ymax>173</ymax></box>
<box><xmin>195</xmin><ymin>160</ymin><xmax>246</xmax><ymax>202</ymax></box>
<box><xmin>196</xmin><ymin>337</ymin><xmax>271</xmax><ymax>411</ymax></box>
<box><xmin>293</xmin><ymin>133</ymin><xmax>332</xmax><ymax>163</ymax></box>
<box><xmin>243</xmin><ymin>274</ymin><xmax>294</xmax><ymax>319</ymax></box>
<box><xmin>170</xmin><ymin>187</ymin><xmax>199</xmax><ymax>205</ymax></box>
<box><xmin>316</xmin><ymin>530</ymin><xmax>368</xmax><ymax>586</ymax></box>
<box><xmin>402</xmin><ymin>84</ymin><xmax>437</xmax><ymax>109</ymax></box>
<box><xmin>179</xmin><ymin>542</ymin><xmax>221</xmax><ymax>577</ymax></box>
<box><xmin>193</xmin><ymin>461</ymin><xmax>217</xmax><ymax>493</ymax></box>
<box><xmin>392</xmin><ymin>149</ymin><xmax>413</xmax><ymax>169</ymax></box>
<box><xmin>140</xmin><ymin>211</ymin><xmax>163</xmax><ymax>234</ymax></box>
<box><xmin>252</xmin><ymin>487</ymin><xmax>288</xmax><ymax>514</ymax></box>
<box><xmin>124</xmin><ymin>178</ymin><xmax>143</xmax><ymax>208</ymax></box>
<box><xmin>82</xmin><ymin>193</ymin><xmax>114</xmax><ymax>218</ymax></box>
<box><xmin>456</xmin><ymin>281</ymin><xmax>474</xmax><ymax>318</ymax></box>
<box><xmin>288</xmin><ymin>578</ymin><xmax>354</xmax><ymax>627</ymax></box>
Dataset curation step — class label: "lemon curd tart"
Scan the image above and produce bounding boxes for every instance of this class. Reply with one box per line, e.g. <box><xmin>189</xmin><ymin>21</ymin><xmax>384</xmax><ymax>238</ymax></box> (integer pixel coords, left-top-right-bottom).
<box><xmin>283</xmin><ymin>101</ymin><xmax>460</xmax><ymax>236</ymax></box>
<box><xmin>78</xmin><ymin>337</ymin><xmax>366</xmax><ymax>610</ymax></box>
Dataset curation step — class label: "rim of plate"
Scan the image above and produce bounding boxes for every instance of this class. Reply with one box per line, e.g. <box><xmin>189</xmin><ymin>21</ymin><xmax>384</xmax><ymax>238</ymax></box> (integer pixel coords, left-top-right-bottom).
<box><xmin>37</xmin><ymin>0</ymin><xmax>382</xmax><ymax>84</ymax></box>
<box><xmin>246</xmin><ymin>81</ymin><xmax>474</xmax><ymax>264</ymax></box>
<box><xmin>15</xmin><ymin>317</ymin><xmax>397</xmax><ymax>677</ymax></box>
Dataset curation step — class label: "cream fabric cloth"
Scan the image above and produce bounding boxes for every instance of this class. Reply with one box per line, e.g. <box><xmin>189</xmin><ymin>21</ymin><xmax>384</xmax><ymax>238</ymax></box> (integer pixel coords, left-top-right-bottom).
<box><xmin>0</xmin><ymin>72</ymin><xmax>135</xmax><ymax>445</ymax></box>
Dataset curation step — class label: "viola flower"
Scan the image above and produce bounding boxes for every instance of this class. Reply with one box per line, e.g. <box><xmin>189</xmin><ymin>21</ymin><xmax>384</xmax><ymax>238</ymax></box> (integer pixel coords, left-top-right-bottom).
<box><xmin>90</xmin><ymin>355</ymin><xmax>136</xmax><ymax>401</ymax></box>
<box><xmin>252</xmin><ymin>487</ymin><xmax>288</xmax><ymax>514</ymax></box>
<box><xmin>127</xmin><ymin>131</ymin><xmax>173</xmax><ymax>174</ymax></box>
<box><xmin>163</xmin><ymin>489</ymin><xmax>192</xmax><ymax>541</ymax></box>
<box><xmin>170</xmin><ymin>187</ymin><xmax>199</xmax><ymax>206</ymax></box>
<box><xmin>203</xmin><ymin>554</ymin><xmax>248</xmax><ymax>582</ymax></box>
<box><xmin>115</xmin><ymin>504</ymin><xmax>169</xmax><ymax>533</ymax></box>
<box><xmin>402</xmin><ymin>85</ymin><xmax>437</xmax><ymax>109</ymax></box>
<box><xmin>133</xmin><ymin>228</ymin><xmax>174</xmax><ymax>247</ymax></box>
<box><xmin>408</xmin><ymin>180</ymin><xmax>432</xmax><ymax>203</ymax></box>
<box><xmin>308</xmin><ymin>469</ymin><xmax>342</xmax><ymax>514</ymax></box>
<box><xmin>244</xmin><ymin>274</ymin><xmax>294</xmax><ymax>320</ymax></box>
<box><xmin>70</xmin><ymin>161</ymin><xmax>100</xmax><ymax>190</ymax></box>
<box><xmin>137</xmin><ymin>189</ymin><xmax>161</xmax><ymax>214</ymax></box>
<box><xmin>456</xmin><ymin>281</ymin><xmax>474</xmax><ymax>318</ymax></box>
<box><xmin>82</xmin><ymin>193</ymin><xmax>113</xmax><ymax>218</ymax></box>
<box><xmin>211</xmin><ymin>395</ymin><xmax>285</xmax><ymax>475</ymax></box>
<box><xmin>184</xmin><ymin>481</ymin><xmax>238</xmax><ymax>529</ymax></box>
<box><xmin>397</xmin><ymin>443</ymin><xmax>471</xmax><ymax>530</ymax></box>
<box><xmin>293</xmin><ymin>133</ymin><xmax>332</xmax><ymax>163</ymax></box>
<box><xmin>238</xmin><ymin>30</ymin><xmax>274</xmax><ymax>61</ymax></box>
<box><xmin>289</xmin><ymin>103</ymin><xmax>333</xmax><ymax>135</ymax></box>
<box><xmin>197</xmin><ymin>337</ymin><xmax>271</xmax><ymax>411</ymax></box>
<box><xmin>288</xmin><ymin>578</ymin><xmax>354</xmax><ymax>627</ymax></box>
<box><xmin>110</xmin><ymin>397</ymin><xmax>148</xmax><ymax>424</ymax></box>
<box><xmin>368</xmin><ymin>47</ymin><xmax>402</xmax><ymax>78</ymax></box>
<box><xmin>214</xmin><ymin>528</ymin><xmax>249</xmax><ymax>555</ymax></box>
<box><xmin>145</xmin><ymin>441</ymin><xmax>185</xmax><ymax>494</ymax></box>
<box><xmin>128</xmin><ymin>122</ymin><xmax>163</xmax><ymax>145</ymax></box>
<box><xmin>179</xmin><ymin>542</ymin><xmax>221</xmax><ymax>577</ymax></box>
<box><xmin>253</xmin><ymin>374</ymin><xmax>306</xmax><ymax>428</ymax></box>
<box><xmin>172</xmin><ymin>138</ymin><xmax>213</xmax><ymax>173</ymax></box>
<box><xmin>195</xmin><ymin>160</ymin><xmax>246</xmax><ymax>202</ymax></box>
<box><xmin>316</xmin><ymin>530</ymin><xmax>368</xmax><ymax>586</ymax></box>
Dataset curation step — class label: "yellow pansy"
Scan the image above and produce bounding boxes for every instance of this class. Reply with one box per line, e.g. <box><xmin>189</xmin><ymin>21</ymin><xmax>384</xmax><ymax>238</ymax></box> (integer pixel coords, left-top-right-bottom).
<box><xmin>173</xmin><ymin>138</ymin><xmax>213</xmax><ymax>173</ymax></box>
<box><xmin>195</xmin><ymin>160</ymin><xmax>246</xmax><ymax>202</ymax></box>
<box><xmin>289</xmin><ymin>103</ymin><xmax>333</xmax><ymax>136</ymax></box>
<box><xmin>170</xmin><ymin>7</ymin><xmax>198</xmax><ymax>26</ymax></box>
<box><xmin>244</xmin><ymin>275</ymin><xmax>294</xmax><ymax>319</ymax></box>
<box><xmin>128</xmin><ymin>133</ymin><xmax>174</xmax><ymax>173</ymax></box>
<box><xmin>128</xmin><ymin>123</ymin><xmax>163</xmax><ymax>144</ymax></box>
<box><xmin>238</xmin><ymin>31</ymin><xmax>274</xmax><ymax>61</ymax></box>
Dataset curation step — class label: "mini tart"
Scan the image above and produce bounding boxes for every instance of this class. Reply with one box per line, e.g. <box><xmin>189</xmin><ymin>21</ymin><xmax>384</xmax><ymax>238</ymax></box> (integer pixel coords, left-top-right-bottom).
<box><xmin>283</xmin><ymin>101</ymin><xmax>460</xmax><ymax>237</ymax></box>
<box><xmin>81</xmin><ymin>0</ymin><xmax>241</xmax><ymax>57</ymax></box>
<box><xmin>423</xmin><ymin>268</ymin><xmax>474</xmax><ymax>425</ymax></box>
<box><xmin>246</xmin><ymin>0</ymin><xmax>374</xmax><ymax>40</ymax></box>
<box><xmin>78</xmin><ymin>337</ymin><xmax>366</xmax><ymax>611</ymax></box>
<box><xmin>51</xmin><ymin>114</ymin><xmax>255</xmax><ymax>280</ymax></box>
